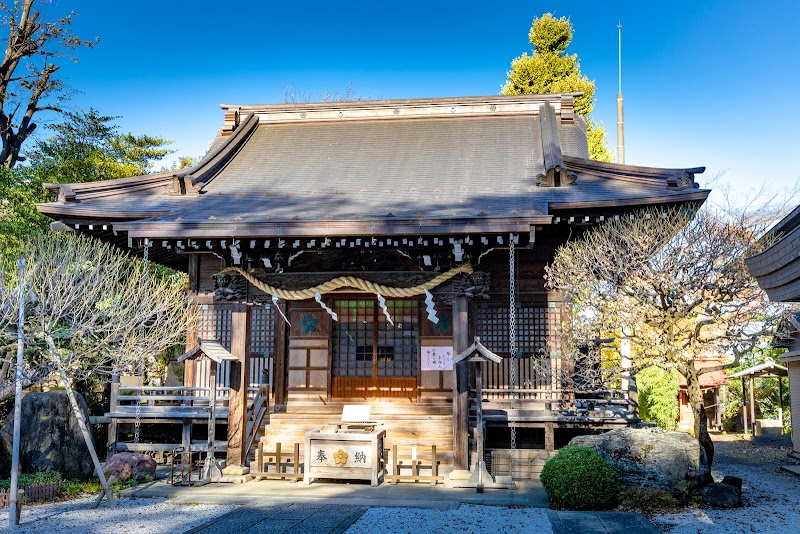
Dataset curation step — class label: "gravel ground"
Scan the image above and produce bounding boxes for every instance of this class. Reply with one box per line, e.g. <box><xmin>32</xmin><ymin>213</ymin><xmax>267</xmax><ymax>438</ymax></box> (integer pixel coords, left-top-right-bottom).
<box><xmin>0</xmin><ymin>496</ymin><xmax>237</xmax><ymax>533</ymax></box>
<box><xmin>653</xmin><ymin>434</ymin><xmax>800</xmax><ymax>533</ymax></box>
<box><xmin>346</xmin><ymin>504</ymin><xmax>553</xmax><ymax>534</ymax></box>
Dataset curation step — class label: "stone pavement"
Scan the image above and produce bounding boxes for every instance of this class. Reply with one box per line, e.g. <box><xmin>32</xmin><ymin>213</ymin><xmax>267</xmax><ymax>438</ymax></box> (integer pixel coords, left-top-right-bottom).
<box><xmin>185</xmin><ymin>502</ymin><xmax>365</xmax><ymax>534</ymax></box>
<box><xmin>122</xmin><ymin>473</ymin><xmax>548</xmax><ymax>508</ymax></box>
<box><xmin>124</xmin><ymin>473</ymin><xmax>658</xmax><ymax>533</ymax></box>
<box><xmin>548</xmin><ymin>511</ymin><xmax>660</xmax><ymax>534</ymax></box>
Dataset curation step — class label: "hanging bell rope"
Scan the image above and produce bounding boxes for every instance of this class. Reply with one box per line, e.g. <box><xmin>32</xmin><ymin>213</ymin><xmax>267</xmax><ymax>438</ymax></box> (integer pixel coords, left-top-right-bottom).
<box><xmin>218</xmin><ymin>262</ymin><xmax>473</xmax><ymax>300</ymax></box>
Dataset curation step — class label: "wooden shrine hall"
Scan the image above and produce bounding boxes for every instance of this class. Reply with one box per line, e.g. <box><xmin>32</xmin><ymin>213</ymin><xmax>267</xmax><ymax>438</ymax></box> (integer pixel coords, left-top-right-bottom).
<box><xmin>37</xmin><ymin>93</ymin><xmax>709</xmax><ymax>479</ymax></box>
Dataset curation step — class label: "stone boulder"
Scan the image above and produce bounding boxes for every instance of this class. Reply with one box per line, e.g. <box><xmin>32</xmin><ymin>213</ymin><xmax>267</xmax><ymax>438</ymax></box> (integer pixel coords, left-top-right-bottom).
<box><xmin>569</xmin><ymin>427</ymin><xmax>709</xmax><ymax>498</ymax></box>
<box><xmin>0</xmin><ymin>391</ymin><xmax>94</xmax><ymax>479</ymax></box>
<box><xmin>103</xmin><ymin>453</ymin><xmax>156</xmax><ymax>482</ymax></box>
<box><xmin>703</xmin><ymin>482</ymin><xmax>742</xmax><ymax>508</ymax></box>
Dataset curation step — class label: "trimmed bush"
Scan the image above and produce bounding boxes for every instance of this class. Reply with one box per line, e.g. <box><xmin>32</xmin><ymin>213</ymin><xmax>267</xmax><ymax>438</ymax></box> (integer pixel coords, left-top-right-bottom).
<box><xmin>540</xmin><ymin>445</ymin><xmax>620</xmax><ymax>510</ymax></box>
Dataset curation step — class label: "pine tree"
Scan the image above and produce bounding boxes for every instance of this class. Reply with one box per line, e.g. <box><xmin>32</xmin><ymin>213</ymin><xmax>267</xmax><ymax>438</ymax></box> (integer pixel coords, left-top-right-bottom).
<box><xmin>502</xmin><ymin>13</ymin><xmax>613</xmax><ymax>162</ymax></box>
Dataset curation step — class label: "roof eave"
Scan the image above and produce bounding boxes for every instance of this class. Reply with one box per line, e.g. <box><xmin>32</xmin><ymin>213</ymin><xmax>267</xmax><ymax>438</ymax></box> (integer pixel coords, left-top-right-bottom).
<box><xmin>113</xmin><ymin>216</ymin><xmax>554</xmax><ymax>239</ymax></box>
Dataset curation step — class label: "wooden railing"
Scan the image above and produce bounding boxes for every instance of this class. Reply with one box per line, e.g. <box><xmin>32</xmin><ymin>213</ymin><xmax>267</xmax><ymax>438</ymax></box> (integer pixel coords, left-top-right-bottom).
<box><xmin>113</xmin><ymin>386</ymin><xmax>230</xmax><ymax>416</ymax></box>
<box><xmin>245</xmin><ymin>385</ymin><xmax>270</xmax><ymax>460</ymax></box>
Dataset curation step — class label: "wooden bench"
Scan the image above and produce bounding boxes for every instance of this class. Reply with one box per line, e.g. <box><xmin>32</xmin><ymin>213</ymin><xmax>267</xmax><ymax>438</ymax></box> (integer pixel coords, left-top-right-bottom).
<box><xmin>384</xmin><ymin>444</ymin><xmax>443</xmax><ymax>486</ymax></box>
<box><xmin>252</xmin><ymin>441</ymin><xmax>302</xmax><ymax>482</ymax></box>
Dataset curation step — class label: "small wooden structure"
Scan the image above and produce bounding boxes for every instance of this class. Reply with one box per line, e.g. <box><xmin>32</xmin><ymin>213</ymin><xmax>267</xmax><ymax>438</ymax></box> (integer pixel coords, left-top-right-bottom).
<box><xmin>304</xmin><ymin>427</ymin><xmax>386</xmax><ymax>486</ymax></box>
<box><xmin>177</xmin><ymin>339</ymin><xmax>239</xmax><ymax>481</ymax></box>
<box><xmin>729</xmin><ymin>358</ymin><xmax>788</xmax><ymax>436</ymax></box>
<box><xmin>448</xmin><ymin>337</ymin><xmax>512</xmax><ymax>492</ymax></box>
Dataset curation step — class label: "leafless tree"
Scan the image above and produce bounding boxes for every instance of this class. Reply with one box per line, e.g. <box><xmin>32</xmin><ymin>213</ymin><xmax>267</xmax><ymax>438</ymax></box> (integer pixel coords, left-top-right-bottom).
<box><xmin>4</xmin><ymin>233</ymin><xmax>195</xmax><ymax>507</ymax></box>
<box><xmin>546</xmin><ymin>201</ymin><xmax>793</xmax><ymax>467</ymax></box>
<box><xmin>0</xmin><ymin>0</ymin><xmax>96</xmax><ymax>167</ymax></box>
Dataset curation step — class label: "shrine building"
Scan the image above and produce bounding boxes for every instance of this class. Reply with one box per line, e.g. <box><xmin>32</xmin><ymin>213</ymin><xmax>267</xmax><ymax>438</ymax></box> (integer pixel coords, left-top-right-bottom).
<box><xmin>36</xmin><ymin>93</ymin><xmax>709</xmax><ymax>478</ymax></box>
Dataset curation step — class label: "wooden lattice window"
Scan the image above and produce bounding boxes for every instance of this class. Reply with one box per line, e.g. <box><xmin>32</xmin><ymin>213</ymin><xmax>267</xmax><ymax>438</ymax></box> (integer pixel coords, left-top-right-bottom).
<box><xmin>197</xmin><ymin>306</ymin><xmax>232</xmax><ymax>349</ymax></box>
<box><xmin>249</xmin><ymin>305</ymin><xmax>276</xmax><ymax>387</ymax></box>
<box><xmin>250</xmin><ymin>305</ymin><xmax>276</xmax><ymax>357</ymax></box>
<box><xmin>332</xmin><ymin>299</ymin><xmax>419</xmax><ymax>378</ymax></box>
<box><xmin>476</xmin><ymin>303</ymin><xmax>559</xmax><ymax>356</ymax></box>
<box><xmin>195</xmin><ymin>306</ymin><xmax>233</xmax><ymax>390</ymax></box>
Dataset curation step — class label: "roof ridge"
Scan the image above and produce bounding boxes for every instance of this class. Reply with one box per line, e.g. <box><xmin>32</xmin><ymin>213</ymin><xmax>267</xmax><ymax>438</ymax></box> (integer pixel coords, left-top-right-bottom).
<box><xmin>221</xmin><ymin>93</ymin><xmax>584</xmax><ymax>112</ymax></box>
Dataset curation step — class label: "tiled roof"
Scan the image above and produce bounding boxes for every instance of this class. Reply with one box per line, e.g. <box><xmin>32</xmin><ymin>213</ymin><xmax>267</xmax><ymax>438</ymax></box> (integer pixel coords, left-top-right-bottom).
<box><xmin>37</xmin><ymin>94</ymin><xmax>708</xmax><ymax>237</ymax></box>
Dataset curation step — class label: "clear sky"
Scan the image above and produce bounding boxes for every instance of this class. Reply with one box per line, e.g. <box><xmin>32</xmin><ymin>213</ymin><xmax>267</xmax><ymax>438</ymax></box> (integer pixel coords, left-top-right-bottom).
<box><xmin>45</xmin><ymin>0</ymin><xmax>800</xmax><ymax>203</ymax></box>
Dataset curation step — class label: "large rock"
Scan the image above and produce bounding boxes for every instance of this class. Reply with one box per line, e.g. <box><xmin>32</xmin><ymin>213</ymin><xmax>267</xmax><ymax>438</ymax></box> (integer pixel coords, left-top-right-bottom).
<box><xmin>703</xmin><ymin>482</ymin><xmax>742</xmax><ymax>508</ymax></box>
<box><xmin>103</xmin><ymin>453</ymin><xmax>156</xmax><ymax>482</ymax></box>
<box><xmin>569</xmin><ymin>427</ymin><xmax>709</xmax><ymax>497</ymax></box>
<box><xmin>0</xmin><ymin>391</ymin><xmax>94</xmax><ymax>479</ymax></box>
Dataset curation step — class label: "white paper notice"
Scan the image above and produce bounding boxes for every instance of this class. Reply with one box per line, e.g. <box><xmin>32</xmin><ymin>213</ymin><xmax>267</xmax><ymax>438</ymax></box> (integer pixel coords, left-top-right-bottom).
<box><xmin>421</xmin><ymin>346</ymin><xmax>454</xmax><ymax>371</ymax></box>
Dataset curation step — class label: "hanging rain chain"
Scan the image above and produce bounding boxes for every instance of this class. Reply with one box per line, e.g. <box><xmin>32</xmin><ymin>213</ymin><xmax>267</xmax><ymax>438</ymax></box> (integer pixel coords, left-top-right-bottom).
<box><xmin>134</xmin><ymin>240</ymin><xmax>149</xmax><ymax>445</ymax></box>
<box><xmin>508</xmin><ymin>233</ymin><xmax>517</xmax><ymax>476</ymax></box>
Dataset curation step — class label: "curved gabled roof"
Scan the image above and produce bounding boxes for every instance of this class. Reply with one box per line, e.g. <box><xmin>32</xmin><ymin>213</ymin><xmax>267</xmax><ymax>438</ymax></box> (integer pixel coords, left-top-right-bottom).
<box><xmin>746</xmin><ymin>204</ymin><xmax>800</xmax><ymax>302</ymax></box>
<box><xmin>37</xmin><ymin>93</ymin><xmax>708</xmax><ymax>240</ymax></box>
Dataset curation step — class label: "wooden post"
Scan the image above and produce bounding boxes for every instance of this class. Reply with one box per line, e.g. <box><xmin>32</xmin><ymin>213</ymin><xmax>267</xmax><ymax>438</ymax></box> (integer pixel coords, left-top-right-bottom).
<box><xmin>226</xmin><ymin>304</ymin><xmax>251</xmax><ymax>467</ymax></box>
<box><xmin>779</xmin><ymin>377</ymin><xmax>785</xmax><ymax>430</ymax></box>
<box><xmin>714</xmin><ymin>388</ymin><xmax>722</xmax><ymax>431</ymax></box>
<box><xmin>9</xmin><ymin>259</ymin><xmax>25</xmax><ymax>528</ymax></box>
<box><xmin>107</xmin><ymin>370</ymin><xmax>120</xmax><ymax>459</ymax></box>
<box><xmin>274</xmin><ymin>300</ymin><xmax>287</xmax><ymax>407</ymax></box>
<box><xmin>749</xmin><ymin>375</ymin><xmax>756</xmax><ymax>435</ymax></box>
<box><xmin>475</xmin><ymin>361</ymin><xmax>484</xmax><ymax>492</ymax></box>
<box><xmin>452</xmin><ymin>295</ymin><xmax>470</xmax><ymax>470</ymax></box>
<box><xmin>204</xmin><ymin>360</ymin><xmax>217</xmax><ymax>477</ymax></box>
<box><xmin>544</xmin><ymin>423</ymin><xmax>555</xmax><ymax>452</ymax></box>
<box><xmin>56</xmin><ymin>365</ymin><xmax>115</xmax><ymax>509</ymax></box>
<box><xmin>742</xmin><ymin>377</ymin><xmax>748</xmax><ymax>435</ymax></box>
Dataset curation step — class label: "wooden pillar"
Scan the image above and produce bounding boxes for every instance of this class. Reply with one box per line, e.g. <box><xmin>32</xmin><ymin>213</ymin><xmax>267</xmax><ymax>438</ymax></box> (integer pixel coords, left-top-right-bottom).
<box><xmin>544</xmin><ymin>423</ymin><xmax>555</xmax><ymax>452</ymax></box>
<box><xmin>182</xmin><ymin>418</ymin><xmax>192</xmax><ymax>467</ymax></box>
<box><xmin>452</xmin><ymin>295</ymin><xmax>470</xmax><ymax>470</ymax></box>
<box><xmin>741</xmin><ymin>377</ymin><xmax>748</xmax><ymax>435</ymax></box>
<box><xmin>779</xmin><ymin>377</ymin><xmax>785</xmax><ymax>430</ymax></box>
<box><xmin>184</xmin><ymin>256</ymin><xmax>201</xmax><ymax>388</ymax></box>
<box><xmin>749</xmin><ymin>375</ymin><xmax>756</xmax><ymax>435</ymax></box>
<box><xmin>714</xmin><ymin>388</ymin><xmax>722</xmax><ymax>430</ymax></box>
<box><xmin>107</xmin><ymin>371</ymin><xmax>120</xmax><ymax>459</ymax></box>
<box><xmin>274</xmin><ymin>300</ymin><xmax>288</xmax><ymax>407</ymax></box>
<box><xmin>227</xmin><ymin>304</ymin><xmax>251</xmax><ymax>466</ymax></box>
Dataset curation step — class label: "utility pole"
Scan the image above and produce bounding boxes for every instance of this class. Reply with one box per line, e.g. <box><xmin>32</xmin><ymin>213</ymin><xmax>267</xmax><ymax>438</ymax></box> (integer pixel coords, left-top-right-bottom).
<box><xmin>616</xmin><ymin>21</ymin><xmax>625</xmax><ymax>164</ymax></box>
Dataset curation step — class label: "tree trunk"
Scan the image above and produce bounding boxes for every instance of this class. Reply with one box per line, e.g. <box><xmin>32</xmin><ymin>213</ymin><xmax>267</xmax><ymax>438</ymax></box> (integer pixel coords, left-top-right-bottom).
<box><xmin>685</xmin><ymin>365</ymin><xmax>714</xmax><ymax>474</ymax></box>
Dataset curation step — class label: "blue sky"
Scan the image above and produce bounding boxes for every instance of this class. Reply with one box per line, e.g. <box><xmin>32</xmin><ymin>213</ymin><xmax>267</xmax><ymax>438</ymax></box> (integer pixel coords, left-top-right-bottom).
<box><xmin>47</xmin><ymin>0</ymin><xmax>800</xmax><ymax>203</ymax></box>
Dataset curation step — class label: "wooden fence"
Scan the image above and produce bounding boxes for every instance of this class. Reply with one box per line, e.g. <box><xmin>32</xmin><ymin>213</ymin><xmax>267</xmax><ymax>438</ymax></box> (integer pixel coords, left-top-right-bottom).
<box><xmin>0</xmin><ymin>481</ymin><xmax>66</xmax><ymax>507</ymax></box>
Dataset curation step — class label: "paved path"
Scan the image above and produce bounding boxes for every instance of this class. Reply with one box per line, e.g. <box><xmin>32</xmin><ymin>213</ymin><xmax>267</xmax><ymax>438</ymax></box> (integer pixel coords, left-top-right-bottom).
<box><xmin>186</xmin><ymin>503</ymin><xmax>658</xmax><ymax>534</ymax></box>
<box><xmin>185</xmin><ymin>502</ymin><xmax>365</xmax><ymax>534</ymax></box>
<box><xmin>548</xmin><ymin>511</ymin><xmax>659</xmax><ymax>534</ymax></box>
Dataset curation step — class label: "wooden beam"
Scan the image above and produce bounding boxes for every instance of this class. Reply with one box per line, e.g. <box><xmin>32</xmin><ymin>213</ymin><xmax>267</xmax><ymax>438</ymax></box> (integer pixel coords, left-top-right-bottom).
<box><xmin>226</xmin><ymin>304</ymin><xmax>251</xmax><ymax>467</ymax></box>
<box><xmin>452</xmin><ymin>295</ymin><xmax>470</xmax><ymax>470</ymax></box>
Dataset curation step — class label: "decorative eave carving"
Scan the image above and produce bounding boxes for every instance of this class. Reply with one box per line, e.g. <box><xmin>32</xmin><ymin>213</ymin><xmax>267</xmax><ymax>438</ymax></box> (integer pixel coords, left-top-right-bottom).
<box><xmin>538</xmin><ymin>165</ymin><xmax>578</xmax><ymax>187</ymax></box>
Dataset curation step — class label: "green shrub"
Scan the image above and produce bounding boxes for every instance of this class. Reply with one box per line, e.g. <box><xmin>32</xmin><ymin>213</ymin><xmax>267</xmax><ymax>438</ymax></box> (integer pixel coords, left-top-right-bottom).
<box><xmin>637</xmin><ymin>366</ymin><xmax>679</xmax><ymax>430</ymax></box>
<box><xmin>619</xmin><ymin>487</ymin><xmax>680</xmax><ymax>512</ymax></box>
<box><xmin>540</xmin><ymin>445</ymin><xmax>619</xmax><ymax>510</ymax></box>
<box><xmin>0</xmin><ymin>471</ymin><xmax>62</xmax><ymax>490</ymax></box>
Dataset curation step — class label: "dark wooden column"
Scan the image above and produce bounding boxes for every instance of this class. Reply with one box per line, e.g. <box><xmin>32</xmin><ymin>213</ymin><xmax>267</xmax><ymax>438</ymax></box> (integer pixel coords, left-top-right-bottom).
<box><xmin>226</xmin><ymin>303</ymin><xmax>251</xmax><ymax>466</ymax></box>
<box><xmin>452</xmin><ymin>295</ymin><xmax>470</xmax><ymax>470</ymax></box>
<box><xmin>183</xmin><ymin>254</ymin><xmax>201</xmax><ymax>388</ymax></box>
<box><xmin>273</xmin><ymin>300</ymin><xmax>288</xmax><ymax>407</ymax></box>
